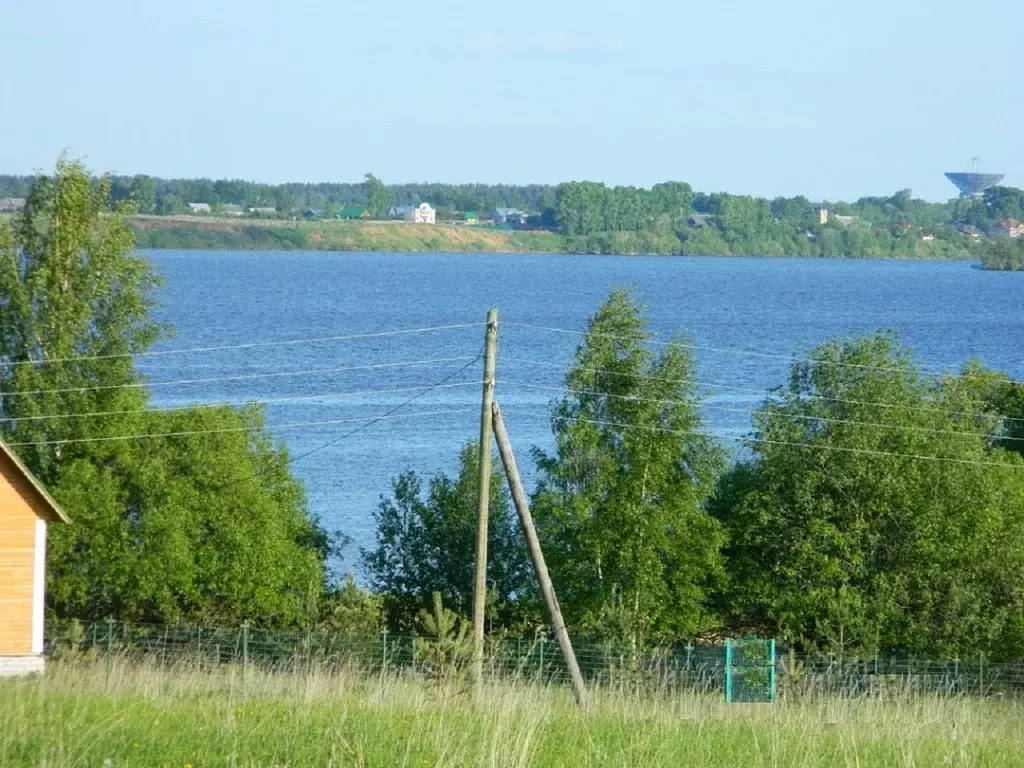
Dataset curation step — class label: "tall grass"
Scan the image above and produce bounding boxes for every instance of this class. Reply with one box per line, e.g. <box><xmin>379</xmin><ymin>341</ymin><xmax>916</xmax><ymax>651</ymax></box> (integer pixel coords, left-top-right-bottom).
<box><xmin>2</xmin><ymin>658</ymin><xmax>1022</xmax><ymax>767</ymax></box>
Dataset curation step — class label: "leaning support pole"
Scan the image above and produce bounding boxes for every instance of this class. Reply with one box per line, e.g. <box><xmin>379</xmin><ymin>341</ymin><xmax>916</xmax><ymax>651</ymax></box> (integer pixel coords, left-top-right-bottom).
<box><xmin>491</xmin><ymin>401</ymin><xmax>590</xmax><ymax>711</ymax></box>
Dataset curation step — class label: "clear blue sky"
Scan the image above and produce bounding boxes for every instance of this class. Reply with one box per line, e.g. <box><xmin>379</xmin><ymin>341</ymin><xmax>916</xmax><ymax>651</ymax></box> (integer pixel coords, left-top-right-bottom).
<box><xmin>4</xmin><ymin>0</ymin><xmax>1021</xmax><ymax>201</ymax></box>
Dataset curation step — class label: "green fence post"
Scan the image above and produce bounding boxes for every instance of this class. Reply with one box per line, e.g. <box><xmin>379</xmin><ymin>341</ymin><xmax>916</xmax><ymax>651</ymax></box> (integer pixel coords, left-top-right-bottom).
<box><xmin>769</xmin><ymin>639</ymin><xmax>777</xmax><ymax>703</ymax></box>
<box><xmin>954</xmin><ymin>658</ymin><xmax>959</xmax><ymax>693</ymax></box>
<box><xmin>381</xmin><ymin>630</ymin><xmax>388</xmax><ymax>667</ymax></box>
<box><xmin>242</xmin><ymin>622</ymin><xmax>249</xmax><ymax>678</ymax></box>
<box><xmin>685</xmin><ymin>642</ymin><xmax>693</xmax><ymax>673</ymax></box>
<box><xmin>538</xmin><ymin>636</ymin><xmax>545</xmax><ymax>677</ymax></box>
<box><xmin>197</xmin><ymin>627</ymin><xmax>202</xmax><ymax>668</ymax></box>
<box><xmin>979</xmin><ymin>652</ymin><xmax>984</xmax><ymax>697</ymax></box>
<box><xmin>725</xmin><ymin>639</ymin><xmax>733</xmax><ymax>703</ymax></box>
<box><xmin>104</xmin><ymin>618</ymin><xmax>114</xmax><ymax>687</ymax></box>
<box><xmin>91</xmin><ymin>622</ymin><xmax>98</xmax><ymax>650</ymax></box>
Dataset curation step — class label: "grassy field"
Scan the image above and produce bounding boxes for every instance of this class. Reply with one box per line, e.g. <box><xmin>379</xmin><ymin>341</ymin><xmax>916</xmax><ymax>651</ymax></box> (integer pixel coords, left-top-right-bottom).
<box><xmin>128</xmin><ymin>216</ymin><xmax>567</xmax><ymax>254</ymax></box>
<box><xmin>2</xmin><ymin>660</ymin><xmax>1022</xmax><ymax>767</ymax></box>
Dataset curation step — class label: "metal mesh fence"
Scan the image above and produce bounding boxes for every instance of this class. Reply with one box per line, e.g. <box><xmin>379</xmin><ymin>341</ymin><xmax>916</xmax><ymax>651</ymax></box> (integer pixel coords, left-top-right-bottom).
<box><xmin>46</xmin><ymin>621</ymin><xmax>1024</xmax><ymax>700</ymax></box>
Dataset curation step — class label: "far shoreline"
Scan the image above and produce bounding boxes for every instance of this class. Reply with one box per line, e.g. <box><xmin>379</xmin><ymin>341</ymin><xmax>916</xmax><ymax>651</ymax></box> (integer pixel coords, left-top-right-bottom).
<box><xmin>128</xmin><ymin>216</ymin><xmax>987</xmax><ymax>264</ymax></box>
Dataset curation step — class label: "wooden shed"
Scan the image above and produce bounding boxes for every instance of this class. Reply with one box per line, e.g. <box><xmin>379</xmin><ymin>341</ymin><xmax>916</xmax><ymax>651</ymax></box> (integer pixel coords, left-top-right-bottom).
<box><xmin>0</xmin><ymin>440</ymin><xmax>68</xmax><ymax>675</ymax></box>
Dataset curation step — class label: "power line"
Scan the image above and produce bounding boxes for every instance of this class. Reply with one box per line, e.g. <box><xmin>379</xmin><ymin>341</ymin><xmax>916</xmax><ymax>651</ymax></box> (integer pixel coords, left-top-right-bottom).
<box><xmin>0</xmin><ymin>356</ymin><xmax>476</xmax><ymax>398</ymax></box>
<box><xmin>504</xmin><ymin>321</ymin><xmax>1024</xmax><ymax>386</ymax></box>
<box><xmin>503</xmin><ymin>381</ymin><xmax>1022</xmax><ymax>444</ymax></box>
<box><xmin>0</xmin><ymin>381</ymin><xmax>480</xmax><ymax>423</ymax></box>
<box><xmin>498</xmin><ymin>406</ymin><xmax>1024</xmax><ymax>471</ymax></box>
<box><xmin>6</xmin><ymin>407</ymin><xmax>478</xmax><ymax>448</ymax></box>
<box><xmin>503</xmin><ymin>357</ymin><xmax>1024</xmax><ymax>426</ymax></box>
<box><xmin>2</xmin><ymin>322</ymin><xmax>482</xmax><ymax>367</ymax></box>
<box><xmin>214</xmin><ymin>348</ymin><xmax>485</xmax><ymax>490</ymax></box>
<box><xmin>278</xmin><ymin>350</ymin><xmax>483</xmax><ymax>468</ymax></box>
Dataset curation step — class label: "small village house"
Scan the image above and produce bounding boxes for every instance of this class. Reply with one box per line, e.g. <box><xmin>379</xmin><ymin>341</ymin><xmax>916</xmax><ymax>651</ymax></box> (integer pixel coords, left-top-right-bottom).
<box><xmin>0</xmin><ymin>441</ymin><xmax>69</xmax><ymax>675</ymax></box>
<box><xmin>955</xmin><ymin>222</ymin><xmax>983</xmax><ymax>239</ymax></box>
<box><xmin>0</xmin><ymin>198</ymin><xmax>26</xmax><ymax>213</ymax></box>
<box><xmin>187</xmin><ymin>202</ymin><xmax>211</xmax><ymax>214</ymax></box>
<box><xmin>831</xmin><ymin>214</ymin><xmax>860</xmax><ymax>227</ymax></box>
<box><xmin>247</xmin><ymin>207</ymin><xmax>277</xmax><ymax>217</ymax></box>
<box><xmin>814</xmin><ymin>206</ymin><xmax>829</xmax><ymax>225</ymax></box>
<box><xmin>390</xmin><ymin>203</ymin><xmax>436</xmax><ymax>224</ymax></box>
<box><xmin>492</xmin><ymin>207</ymin><xmax>528</xmax><ymax>225</ymax></box>
<box><xmin>336</xmin><ymin>207</ymin><xmax>369</xmax><ymax>220</ymax></box>
<box><xmin>994</xmin><ymin>219</ymin><xmax>1024</xmax><ymax>239</ymax></box>
<box><xmin>221</xmin><ymin>204</ymin><xmax>245</xmax><ymax>217</ymax></box>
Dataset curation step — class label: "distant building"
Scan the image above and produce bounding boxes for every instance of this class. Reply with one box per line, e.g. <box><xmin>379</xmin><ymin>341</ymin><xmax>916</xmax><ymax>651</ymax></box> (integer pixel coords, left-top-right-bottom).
<box><xmin>0</xmin><ymin>198</ymin><xmax>25</xmax><ymax>213</ymax></box>
<box><xmin>994</xmin><ymin>219</ymin><xmax>1024</xmax><ymax>239</ymax></box>
<box><xmin>831</xmin><ymin>214</ymin><xmax>860</xmax><ymax>227</ymax></box>
<box><xmin>463</xmin><ymin>211</ymin><xmax>479</xmax><ymax>223</ymax></box>
<box><xmin>921</xmin><ymin>232</ymin><xmax>935</xmax><ymax>242</ymax></box>
<box><xmin>336</xmin><ymin>207</ymin><xmax>368</xmax><ymax>220</ymax></box>
<box><xmin>955</xmin><ymin>222</ymin><xmax>983</xmax><ymax>239</ymax></box>
<box><xmin>221</xmin><ymin>204</ymin><xmax>244</xmax><ymax>217</ymax></box>
<box><xmin>303</xmin><ymin>209</ymin><xmax>323</xmax><ymax>220</ymax></box>
<box><xmin>392</xmin><ymin>202</ymin><xmax>435</xmax><ymax>224</ymax></box>
<box><xmin>492</xmin><ymin>207</ymin><xmax>528</xmax><ymax>225</ymax></box>
<box><xmin>247</xmin><ymin>207</ymin><xmax>277</xmax><ymax>217</ymax></box>
<box><xmin>814</xmin><ymin>206</ymin><xmax>829</xmax><ymax>225</ymax></box>
<box><xmin>188</xmin><ymin>202</ymin><xmax>211</xmax><ymax>214</ymax></box>
<box><xmin>689</xmin><ymin>213</ymin><xmax>714</xmax><ymax>228</ymax></box>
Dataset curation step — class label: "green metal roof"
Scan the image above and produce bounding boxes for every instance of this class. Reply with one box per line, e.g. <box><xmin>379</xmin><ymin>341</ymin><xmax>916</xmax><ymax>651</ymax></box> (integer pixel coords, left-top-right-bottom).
<box><xmin>336</xmin><ymin>207</ymin><xmax>367</xmax><ymax>218</ymax></box>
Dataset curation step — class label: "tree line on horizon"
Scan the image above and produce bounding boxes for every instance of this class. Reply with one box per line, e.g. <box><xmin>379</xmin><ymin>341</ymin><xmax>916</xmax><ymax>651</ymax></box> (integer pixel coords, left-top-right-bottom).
<box><xmin>5</xmin><ymin>161</ymin><xmax>1024</xmax><ymax>662</ymax></box>
<box><xmin>3</xmin><ymin>172</ymin><xmax>1023</xmax><ymax>262</ymax></box>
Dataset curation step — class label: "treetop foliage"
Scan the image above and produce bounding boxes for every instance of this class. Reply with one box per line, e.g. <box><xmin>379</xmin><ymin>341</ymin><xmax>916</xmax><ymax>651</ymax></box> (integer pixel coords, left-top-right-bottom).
<box><xmin>0</xmin><ymin>159</ymin><xmax>332</xmax><ymax>628</ymax></box>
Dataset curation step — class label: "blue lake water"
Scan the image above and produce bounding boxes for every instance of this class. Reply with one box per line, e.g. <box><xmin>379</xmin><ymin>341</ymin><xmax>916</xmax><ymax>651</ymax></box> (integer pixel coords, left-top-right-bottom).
<box><xmin>142</xmin><ymin>251</ymin><xmax>1024</xmax><ymax>562</ymax></box>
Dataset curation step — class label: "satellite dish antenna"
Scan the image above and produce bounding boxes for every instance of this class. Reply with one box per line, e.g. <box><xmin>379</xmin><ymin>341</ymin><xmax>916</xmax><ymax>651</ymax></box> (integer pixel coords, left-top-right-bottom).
<box><xmin>945</xmin><ymin>158</ymin><xmax>1004</xmax><ymax>198</ymax></box>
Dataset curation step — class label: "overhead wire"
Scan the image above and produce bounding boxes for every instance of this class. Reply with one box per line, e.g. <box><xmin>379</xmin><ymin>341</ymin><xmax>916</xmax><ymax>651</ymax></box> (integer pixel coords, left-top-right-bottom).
<box><xmin>495</xmin><ymin>405</ymin><xmax>1024</xmax><ymax>472</ymax></box>
<box><xmin>6</xmin><ymin>408</ymin><xmax>478</xmax><ymax>448</ymax></box>
<box><xmin>503</xmin><ymin>321</ymin><xmax>1024</xmax><ymax>386</ymax></box>
<box><xmin>0</xmin><ymin>381</ymin><xmax>480</xmax><ymax>423</ymax></box>
<box><xmin>502</xmin><ymin>381</ymin><xmax>1024</xmax><ymax>444</ymax></box>
<box><xmin>0</xmin><ymin>356</ymin><xmax>476</xmax><ymax>398</ymax></box>
<box><xmin>0</xmin><ymin>322</ymin><xmax>482</xmax><ymax>367</ymax></box>
<box><xmin>212</xmin><ymin>346</ymin><xmax>486</xmax><ymax>489</ymax></box>
<box><xmin>502</xmin><ymin>356</ymin><xmax>1024</xmax><ymax>426</ymax></box>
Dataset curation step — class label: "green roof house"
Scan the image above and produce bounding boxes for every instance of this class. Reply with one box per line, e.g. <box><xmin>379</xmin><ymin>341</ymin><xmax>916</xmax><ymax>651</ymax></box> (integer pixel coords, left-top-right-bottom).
<box><xmin>336</xmin><ymin>207</ymin><xmax>368</xmax><ymax>219</ymax></box>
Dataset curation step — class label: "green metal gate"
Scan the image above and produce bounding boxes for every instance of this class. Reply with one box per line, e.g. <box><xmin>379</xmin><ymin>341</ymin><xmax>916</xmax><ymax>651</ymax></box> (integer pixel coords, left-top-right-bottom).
<box><xmin>725</xmin><ymin>638</ymin><xmax>776</xmax><ymax>703</ymax></box>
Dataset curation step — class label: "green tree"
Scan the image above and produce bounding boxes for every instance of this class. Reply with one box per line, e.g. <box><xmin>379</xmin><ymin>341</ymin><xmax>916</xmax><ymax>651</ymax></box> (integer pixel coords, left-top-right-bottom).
<box><xmin>364</xmin><ymin>173</ymin><xmax>391</xmax><ymax>218</ymax></box>
<box><xmin>130</xmin><ymin>174</ymin><xmax>157</xmax><ymax>214</ymax></box>
<box><xmin>156</xmin><ymin>193</ymin><xmax>184</xmax><ymax>215</ymax></box>
<box><xmin>977</xmin><ymin>237</ymin><xmax>1024</xmax><ymax>271</ymax></box>
<box><xmin>0</xmin><ymin>158</ymin><xmax>330</xmax><ymax>626</ymax></box>
<box><xmin>361</xmin><ymin>443</ymin><xmax>532</xmax><ymax>632</ymax></box>
<box><xmin>415</xmin><ymin>591</ymin><xmax>472</xmax><ymax>678</ymax></box>
<box><xmin>319</xmin><ymin>572</ymin><xmax>384</xmax><ymax>635</ymax></box>
<box><xmin>531</xmin><ymin>289</ymin><xmax>726</xmax><ymax>647</ymax></box>
<box><xmin>714</xmin><ymin>333</ymin><xmax>1024</xmax><ymax>659</ymax></box>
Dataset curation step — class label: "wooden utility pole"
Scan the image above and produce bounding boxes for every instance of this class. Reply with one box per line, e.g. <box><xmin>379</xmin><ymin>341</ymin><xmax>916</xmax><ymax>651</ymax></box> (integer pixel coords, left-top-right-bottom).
<box><xmin>472</xmin><ymin>309</ymin><xmax>498</xmax><ymax>692</ymax></box>
<box><xmin>491</xmin><ymin>401</ymin><xmax>590</xmax><ymax>711</ymax></box>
